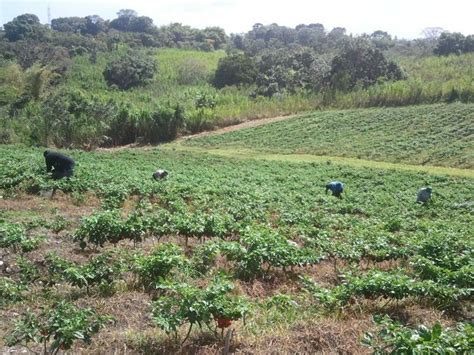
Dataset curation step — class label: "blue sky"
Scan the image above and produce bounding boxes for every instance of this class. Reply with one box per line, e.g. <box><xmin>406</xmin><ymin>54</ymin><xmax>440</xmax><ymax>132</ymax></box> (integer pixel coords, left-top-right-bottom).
<box><xmin>1</xmin><ymin>0</ymin><xmax>473</xmax><ymax>39</ymax></box>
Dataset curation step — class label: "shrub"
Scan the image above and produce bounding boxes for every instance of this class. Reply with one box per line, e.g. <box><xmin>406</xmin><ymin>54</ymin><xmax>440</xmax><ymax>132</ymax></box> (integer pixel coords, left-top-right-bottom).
<box><xmin>136</xmin><ymin>104</ymin><xmax>185</xmax><ymax>143</ymax></box>
<box><xmin>5</xmin><ymin>301</ymin><xmax>112</xmax><ymax>353</ymax></box>
<box><xmin>213</xmin><ymin>54</ymin><xmax>257</xmax><ymax>88</ymax></box>
<box><xmin>134</xmin><ymin>243</ymin><xmax>186</xmax><ymax>291</ymax></box>
<box><xmin>103</xmin><ymin>50</ymin><xmax>157</xmax><ymax>90</ymax></box>
<box><xmin>328</xmin><ymin>40</ymin><xmax>406</xmax><ymax>91</ymax></box>
<box><xmin>363</xmin><ymin>315</ymin><xmax>474</xmax><ymax>354</ymax></box>
<box><xmin>152</xmin><ymin>278</ymin><xmax>249</xmax><ymax>342</ymax></box>
<box><xmin>74</xmin><ymin>210</ymin><xmax>123</xmax><ymax>249</ymax></box>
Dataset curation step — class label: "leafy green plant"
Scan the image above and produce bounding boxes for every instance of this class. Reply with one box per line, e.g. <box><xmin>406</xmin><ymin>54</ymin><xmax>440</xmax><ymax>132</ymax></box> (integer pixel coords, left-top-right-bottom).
<box><xmin>103</xmin><ymin>50</ymin><xmax>157</xmax><ymax>90</ymax></box>
<box><xmin>190</xmin><ymin>240</ymin><xmax>221</xmax><ymax>276</ymax></box>
<box><xmin>133</xmin><ymin>243</ymin><xmax>186</xmax><ymax>291</ymax></box>
<box><xmin>151</xmin><ymin>277</ymin><xmax>249</xmax><ymax>343</ymax></box>
<box><xmin>17</xmin><ymin>256</ymin><xmax>40</xmax><ymax>284</ymax></box>
<box><xmin>49</xmin><ymin>215</ymin><xmax>70</xmax><ymax>233</ymax></box>
<box><xmin>301</xmin><ymin>270</ymin><xmax>472</xmax><ymax>310</ymax></box>
<box><xmin>0</xmin><ymin>222</ymin><xmax>26</xmax><ymax>252</ymax></box>
<box><xmin>5</xmin><ymin>301</ymin><xmax>112</xmax><ymax>354</ymax></box>
<box><xmin>74</xmin><ymin>210</ymin><xmax>124</xmax><ymax>249</ymax></box>
<box><xmin>0</xmin><ymin>221</ymin><xmax>43</xmax><ymax>253</ymax></box>
<box><xmin>0</xmin><ymin>277</ymin><xmax>24</xmax><ymax>307</ymax></box>
<box><xmin>222</xmin><ymin>226</ymin><xmax>322</xmax><ymax>279</ymax></box>
<box><xmin>45</xmin><ymin>252</ymin><xmax>123</xmax><ymax>294</ymax></box>
<box><xmin>362</xmin><ymin>315</ymin><xmax>474</xmax><ymax>354</ymax></box>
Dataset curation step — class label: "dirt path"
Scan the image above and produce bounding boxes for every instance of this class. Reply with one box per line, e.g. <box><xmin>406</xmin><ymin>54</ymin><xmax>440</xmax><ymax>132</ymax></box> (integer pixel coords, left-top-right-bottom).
<box><xmin>179</xmin><ymin>113</ymin><xmax>301</xmax><ymax>141</ymax></box>
<box><xmin>96</xmin><ymin>114</ymin><xmax>301</xmax><ymax>152</ymax></box>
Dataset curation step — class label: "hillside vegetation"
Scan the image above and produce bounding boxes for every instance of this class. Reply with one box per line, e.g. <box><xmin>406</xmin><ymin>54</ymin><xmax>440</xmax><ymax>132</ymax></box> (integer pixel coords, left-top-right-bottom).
<box><xmin>1</xmin><ymin>11</ymin><xmax>473</xmax><ymax>148</ymax></box>
<box><xmin>185</xmin><ymin>102</ymin><xmax>474</xmax><ymax>169</ymax></box>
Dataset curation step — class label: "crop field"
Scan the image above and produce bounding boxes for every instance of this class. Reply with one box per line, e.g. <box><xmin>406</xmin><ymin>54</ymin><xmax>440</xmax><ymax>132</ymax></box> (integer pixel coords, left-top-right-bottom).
<box><xmin>185</xmin><ymin>102</ymin><xmax>474</xmax><ymax>169</ymax></box>
<box><xmin>1</xmin><ymin>143</ymin><xmax>473</xmax><ymax>353</ymax></box>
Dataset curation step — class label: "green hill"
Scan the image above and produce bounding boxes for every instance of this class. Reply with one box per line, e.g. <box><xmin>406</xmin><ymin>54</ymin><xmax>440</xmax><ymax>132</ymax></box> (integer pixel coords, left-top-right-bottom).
<box><xmin>184</xmin><ymin>103</ymin><xmax>474</xmax><ymax>169</ymax></box>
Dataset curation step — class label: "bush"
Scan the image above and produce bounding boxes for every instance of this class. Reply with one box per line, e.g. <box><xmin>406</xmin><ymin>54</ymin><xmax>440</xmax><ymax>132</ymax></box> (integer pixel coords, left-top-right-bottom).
<box><xmin>133</xmin><ymin>243</ymin><xmax>186</xmax><ymax>291</ymax></box>
<box><xmin>152</xmin><ymin>278</ymin><xmax>249</xmax><ymax>342</ymax></box>
<box><xmin>363</xmin><ymin>316</ymin><xmax>474</xmax><ymax>354</ymax></box>
<box><xmin>254</xmin><ymin>48</ymin><xmax>330</xmax><ymax>97</ymax></box>
<box><xmin>5</xmin><ymin>301</ymin><xmax>112</xmax><ymax>353</ymax></box>
<box><xmin>136</xmin><ymin>104</ymin><xmax>185</xmax><ymax>143</ymax></box>
<box><xmin>103</xmin><ymin>50</ymin><xmax>157</xmax><ymax>90</ymax></box>
<box><xmin>328</xmin><ymin>40</ymin><xmax>406</xmax><ymax>91</ymax></box>
<box><xmin>213</xmin><ymin>54</ymin><xmax>257</xmax><ymax>88</ymax></box>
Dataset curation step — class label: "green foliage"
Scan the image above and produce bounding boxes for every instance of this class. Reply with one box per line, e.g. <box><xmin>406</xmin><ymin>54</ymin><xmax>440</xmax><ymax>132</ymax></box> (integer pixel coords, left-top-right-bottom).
<box><xmin>254</xmin><ymin>48</ymin><xmax>330</xmax><ymax>96</ymax></box>
<box><xmin>302</xmin><ymin>269</ymin><xmax>472</xmax><ymax>310</ymax></box>
<box><xmin>213</xmin><ymin>54</ymin><xmax>258</xmax><ymax>88</ymax></box>
<box><xmin>0</xmin><ymin>221</ymin><xmax>26</xmax><ymax>251</ymax></box>
<box><xmin>434</xmin><ymin>32</ymin><xmax>474</xmax><ymax>56</ymax></box>
<box><xmin>133</xmin><ymin>243</ymin><xmax>187</xmax><ymax>291</ymax></box>
<box><xmin>109</xmin><ymin>10</ymin><xmax>155</xmax><ymax>34</ymax></box>
<box><xmin>5</xmin><ymin>301</ymin><xmax>112</xmax><ymax>354</ymax></box>
<box><xmin>103</xmin><ymin>50</ymin><xmax>157</xmax><ymax>90</ymax></box>
<box><xmin>45</xmin><ymin>252</ymin><xmax>124</xmax><ymax>293</ymax></box>
<box><xmin>222</xmin><ymin>226</ymin><xmax>322</xmax><ymax>279</ymax></box>
<box><xmin>329</xmin><ymin>40</ymin><xmax>406</xmax><ymax>91</ymax></box>
<box><xmin>3</xmin><ymin>14</ymin><xmax>48</xmax><ymax>42</ymax></box>
<box><xmin>186</xmin><ymin>102</ymin><xmax>474</xmax><ymax>168</ymax></box>
<box><xmin>0</xmin><ymin>277</ymin><xmax>25</xmax><ymax>307</ymax></box>
<box><xmin>0</xmin><ymin>221</ymin><xmax>43</xmax><ymax>253</ymax></box>
<box><xmin>363</xmin><ymin>316</ymin><xmax>474</xmax><ymax>354</ymax></box>
<box><xmin>37</xmin><ymin>88</ymin><xmax>115</xmax><ymax>148</ymax></box>
<box><xmin>17</xmin><ymin>256</ymin><xmax>40</xmax><ymax>284</ymax></box>
<box><xmin>74</xmin><ymin>210</ymin><xmax>124</xmax><ymax>248</ymax></box>
<box><xmin>190</xmin><ymin>240</ymin><xmax>221</xmax><ymax>276</ymax></box>
<box><xmin>152</xmin><ymin>278</ymin><xmax>249</xmax><ymax>340</ymax></box>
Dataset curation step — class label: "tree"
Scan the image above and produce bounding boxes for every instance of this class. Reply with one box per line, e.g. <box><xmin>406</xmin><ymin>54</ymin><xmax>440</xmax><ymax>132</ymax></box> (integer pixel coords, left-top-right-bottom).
<box><xmin>370</xmin><ymin>30</ymin><xmax>393</xmax><ymax>50</ymax></box>
<box><xmin>422</xmin><ymin>27</ymin><xmax>444</xmax><ymax>41</ymax></box>
<box><xmin>103</xmin><ymin>50</ymin><xmax>157</xmax><ymax>90</ymax></box>
<box><xmin>3</xmin><ymin>14</ymin><xmax>48</xmax><ymax>42</ymax></box>
<box><xmin>213</xmin><ymin>54</ymin><xmax>258</xmax><ymax>88</ymax></box>
<box><xmin>434</xmin><ymin>32</ymin><xmax>465</xmax><ymax>55</ymax></box>
<box><xmin>328</xmin><ymin>40</ymin><xmax>406</xmax><ymax>91</ymax></box>
<box><xmin>129</xmin><ymin>16</ymin><xmax>155</xmax><ymax>33</ymax></box>
<box><xmin>51</xmin><ymin>17</ymin><xmax>87</xmax><ymax>33</ymax></box>
<box><xmin>202</xmin><ymin>27</ymin><xmax>228</xmax><ymax>49</ymax></box>
<box><xmin>254</xmin><ymin>48</ymin><xmax>330</xmax><ymax>97</ymax></box>
<box><xmin>84</xmin><ymin>15</ymin><xmax>106</xmax><ymax>35</ymax></box>
<box><xmin>109</xmin><ymin>9</ymin><xmax>155</xmax><ymax>33</ymax></box>
<box><xmin>463</xmin><ymin>35</ymin><xmax>474</xmax><ymax>53</ymax></box>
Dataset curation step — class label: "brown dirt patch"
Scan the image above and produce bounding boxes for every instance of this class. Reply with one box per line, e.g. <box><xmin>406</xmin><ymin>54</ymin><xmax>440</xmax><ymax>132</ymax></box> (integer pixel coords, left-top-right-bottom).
<box><xmin>180</xmin><ymin>114</ymin><xmax>300</xmax><ymax>142</ymax></box>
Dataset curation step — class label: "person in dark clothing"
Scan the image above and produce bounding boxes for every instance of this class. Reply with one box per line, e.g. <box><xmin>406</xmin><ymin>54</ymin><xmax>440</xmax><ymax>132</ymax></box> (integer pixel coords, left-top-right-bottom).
<box><xmin>153</xmin><ymin>169</ymin><xmax>168</xmax><ymax>180</ymax></box>
<box><xmin>416</xmin><ymin>187</ymin><xmax>432</xmax><ymax>204</ymax></box>
<box><xmin>44</xmin><ymin>150</ymin><xmax>75</xmax><ymax>180</ymax></box>
<box><xmin>325</xmin><ymin>181</ymin><xmax>344</xmax><ymax>198</ymax></box>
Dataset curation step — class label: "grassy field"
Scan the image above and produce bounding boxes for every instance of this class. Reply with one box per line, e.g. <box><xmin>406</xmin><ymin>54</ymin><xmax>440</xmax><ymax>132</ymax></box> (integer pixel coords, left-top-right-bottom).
<box><xmin>184</xmin><ymin>102</ymin><xmax>474</xmax><ymax>169</ymax></box>
<box><xmin>1</xmin><ymin>143</ymin><xmax>473</xmax><ymax>353</ymax></box>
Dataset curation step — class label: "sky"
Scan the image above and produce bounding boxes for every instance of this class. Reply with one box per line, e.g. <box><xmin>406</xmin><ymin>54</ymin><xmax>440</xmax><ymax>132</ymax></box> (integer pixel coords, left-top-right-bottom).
<box><xmin>1</xmin><ymin>0</ymin><xmax>473</xmax><ymax>39</ymax></box>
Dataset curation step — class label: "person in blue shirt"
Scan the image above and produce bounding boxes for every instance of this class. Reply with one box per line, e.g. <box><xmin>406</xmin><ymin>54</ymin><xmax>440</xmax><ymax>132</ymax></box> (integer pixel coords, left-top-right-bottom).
<box><xmin>326</xmin><ymin>181</ymin><xmax>344</xmax><ymax>198</ymax></box>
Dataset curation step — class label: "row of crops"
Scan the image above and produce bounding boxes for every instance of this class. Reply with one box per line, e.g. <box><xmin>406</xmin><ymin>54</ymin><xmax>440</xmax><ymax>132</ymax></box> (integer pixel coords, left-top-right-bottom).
<box><xmin>1</xmin><ymin>145</ymin><xmax>473</xmax><ymax>353</ymax></box>
<box><xmin>184</xmin><ymin>102</ymin><xmax>474</xmax><ymax>169</ymax></box>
